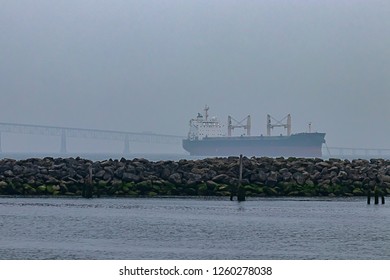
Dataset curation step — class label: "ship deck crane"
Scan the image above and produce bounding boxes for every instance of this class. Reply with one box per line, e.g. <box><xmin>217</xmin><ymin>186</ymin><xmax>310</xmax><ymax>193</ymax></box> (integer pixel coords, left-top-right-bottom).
<box><xmin>228</xmin><ymin>115</ymin><xmax>251</xmax><ymax>137</ymax></box>
<box><xmin>267</xmin><ymin>114</ymin><xmax>291</xmax><ymax>136</ymax></box>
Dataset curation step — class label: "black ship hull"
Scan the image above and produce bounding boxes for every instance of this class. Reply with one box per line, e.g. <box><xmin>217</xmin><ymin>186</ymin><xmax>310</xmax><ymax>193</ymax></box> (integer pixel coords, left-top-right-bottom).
<box><xmin>182</xmin><ymin>133</ymin><xmax>326</xmax><ymax>157</ymax></box>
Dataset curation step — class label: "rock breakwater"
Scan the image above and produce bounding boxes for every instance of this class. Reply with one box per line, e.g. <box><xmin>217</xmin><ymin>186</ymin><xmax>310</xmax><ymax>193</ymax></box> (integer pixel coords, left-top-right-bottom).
<box><xmin>0</xmin><ymin>156</ymin><xmax>389</xmax><ymax>197</ymax></box>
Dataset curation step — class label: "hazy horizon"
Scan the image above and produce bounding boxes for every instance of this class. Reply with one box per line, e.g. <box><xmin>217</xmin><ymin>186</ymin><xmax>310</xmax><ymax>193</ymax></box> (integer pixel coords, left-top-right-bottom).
<box><xmin>1</xmin><ymin>0</ymin><xmax>389</xmax><ymax>154</ymax></box>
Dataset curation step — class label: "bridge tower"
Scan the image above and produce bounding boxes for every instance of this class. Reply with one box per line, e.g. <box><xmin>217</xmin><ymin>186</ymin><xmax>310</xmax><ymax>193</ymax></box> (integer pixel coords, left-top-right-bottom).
<box><xmin>123</xmin><ymin>134</ymin><xmax>130</xmax><ymax>155</ymax></box>
<box><xmin>60</xmin><ymin>129</ymin><xmax>67</xmax><ymax>154</ymax></box>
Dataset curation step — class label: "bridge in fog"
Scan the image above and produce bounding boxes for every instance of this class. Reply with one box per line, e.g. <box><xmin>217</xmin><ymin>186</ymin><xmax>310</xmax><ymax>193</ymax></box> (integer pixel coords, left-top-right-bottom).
<box><xmin>0</xmin><ymin>122</ymin><xmax>184</xmax><ymax>154</ymax></box>
<box><xmin>323</xmin><ymin>146</ymin><xmax>390</xmax><ymax>159</ymax></box>
<box><xmin>1</xmin><ymin>122</ymin><xmax>390</xmax><ymax>159</ymax></box>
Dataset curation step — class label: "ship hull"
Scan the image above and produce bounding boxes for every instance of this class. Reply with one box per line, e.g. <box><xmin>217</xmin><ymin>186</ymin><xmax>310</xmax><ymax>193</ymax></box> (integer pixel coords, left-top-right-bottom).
<box><xmin>182</xmin><ymin>133</ymin><xmax>326</xmax><ymax>157</ymax></box>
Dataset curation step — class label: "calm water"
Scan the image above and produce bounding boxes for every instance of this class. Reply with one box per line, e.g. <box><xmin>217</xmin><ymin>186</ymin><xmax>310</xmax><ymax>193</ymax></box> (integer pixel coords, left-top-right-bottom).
<box><xmin>0</xmin><ymin>196</ymin><xmax>389</xmax><ymax>260</ymax></box>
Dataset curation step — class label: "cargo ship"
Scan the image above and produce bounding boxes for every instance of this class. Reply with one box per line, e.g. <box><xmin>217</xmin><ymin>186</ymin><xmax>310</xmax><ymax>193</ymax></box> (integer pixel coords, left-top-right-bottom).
<box><xmin>182</xmin><ymin>106</ymin><xmax>326</xmax><ymax>157</ymax></box>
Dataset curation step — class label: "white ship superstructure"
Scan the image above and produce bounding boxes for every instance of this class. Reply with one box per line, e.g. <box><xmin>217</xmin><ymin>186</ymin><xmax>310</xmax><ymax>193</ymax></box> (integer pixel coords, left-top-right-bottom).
<box><xmin>188</xmin><ymin>105</ymin><xmax>224</xmax><ymax>140</ymax></box>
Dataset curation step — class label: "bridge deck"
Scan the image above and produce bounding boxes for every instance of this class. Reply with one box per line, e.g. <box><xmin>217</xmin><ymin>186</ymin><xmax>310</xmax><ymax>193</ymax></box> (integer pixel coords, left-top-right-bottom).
<box><xmin>1</xmin><ymin>122</ymin><xmax>390</xmax><ymax>158</ymax></box>
<box><xmin>0</xmin><ymin>122</ymin><xmax>184</xmax><ymax>144</ymax></box>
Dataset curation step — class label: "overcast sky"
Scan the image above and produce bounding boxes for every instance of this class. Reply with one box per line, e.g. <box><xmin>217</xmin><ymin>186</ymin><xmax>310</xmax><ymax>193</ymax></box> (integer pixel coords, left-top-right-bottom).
<box><xmin>1</xmin><ymin>0</ymin><xmax>389</xmax><ymax>154</ymax></box>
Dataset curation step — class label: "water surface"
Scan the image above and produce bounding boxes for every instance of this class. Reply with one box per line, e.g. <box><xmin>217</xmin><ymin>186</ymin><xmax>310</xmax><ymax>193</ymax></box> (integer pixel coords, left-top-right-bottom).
<box><xmin>0</xmin><ymin>197</ymin><xmax>388</xmax><ymax>259</ymax></box>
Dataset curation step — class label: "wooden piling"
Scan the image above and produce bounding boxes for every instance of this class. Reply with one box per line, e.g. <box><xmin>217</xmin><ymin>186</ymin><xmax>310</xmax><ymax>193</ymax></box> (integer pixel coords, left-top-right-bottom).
<box><xmin>237</xmin><ymin>154</ymin><xmax>245</xmax><ymax>202</ymax></box>
<box><xmin>237</xmin><ymin>187</ymin><xmax>246</xmax><ymax>202</ymax></box>
<box><xmin>82</xmin><ymin>166</ymin><xmax>93</xmax><ymax>198</ymax></box>
<box><xmin>239</xmin><ymin>154</ymin><xmax>243</xmax><ymax>183</ymax></box>
<box><xmin>367</xmin><ymin>186</ymin><xmax>386</xmax><ymax>205</ymax></box>
<box><xmin>374</xmin><ymin>187</ymin><xmax>379</xmax><ymax>205</ymax></box>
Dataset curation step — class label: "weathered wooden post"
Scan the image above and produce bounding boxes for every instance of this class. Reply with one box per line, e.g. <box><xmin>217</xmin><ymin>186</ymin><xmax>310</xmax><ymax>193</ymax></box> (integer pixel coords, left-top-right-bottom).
<box><xmin>82</xmin><ymin>165</ymin><xmax>93</xmax><ymax>198</ymax></box>
<box><xmin>237</xmin><ymin>154</ymin><xmax>246</xmax><ymax>202</ymax></box>
<box><xmin>367</xmin><ymin>186</ymin><xmax>385</xmax><ymax>205</ymax></box>
<box><xmin>82</xmin><ymin>180</ymin><xmax>86</xmax><ymax>198</ymax></box>
<box><xmin>374</xmin><ymin>187</ymin><xmax>379</xmax><ymax>205</ymax></box>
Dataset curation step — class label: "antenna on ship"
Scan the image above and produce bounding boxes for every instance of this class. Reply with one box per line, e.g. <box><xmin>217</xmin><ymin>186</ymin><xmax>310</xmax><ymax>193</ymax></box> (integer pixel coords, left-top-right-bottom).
<box><xmin>204</xmin><ymin>105</ymin><xmax>209</xmax><ymax>121</ymax></box>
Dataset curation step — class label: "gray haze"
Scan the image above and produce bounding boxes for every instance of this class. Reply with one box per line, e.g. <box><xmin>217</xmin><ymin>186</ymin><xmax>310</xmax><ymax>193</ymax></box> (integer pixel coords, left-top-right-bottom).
<box><xmin>1</xmin><ymin>0</ymin><xmax>389</xmax><ymax>154</ymax></box>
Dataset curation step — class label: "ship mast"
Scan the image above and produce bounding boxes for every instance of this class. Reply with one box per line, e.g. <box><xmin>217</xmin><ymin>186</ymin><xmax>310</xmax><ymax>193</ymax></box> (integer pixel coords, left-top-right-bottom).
<box><xmin>204</xmin><ymin>105</ymin><xmax>209</xmax><ymax>121</ymax></box>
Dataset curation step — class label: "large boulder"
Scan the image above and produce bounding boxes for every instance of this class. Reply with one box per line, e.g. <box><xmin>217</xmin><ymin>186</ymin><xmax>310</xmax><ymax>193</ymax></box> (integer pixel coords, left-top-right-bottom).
<box><xmin>168</xmin><ymin>173</ymin><xmax>182</xmax><ymax>184</ymax></box>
